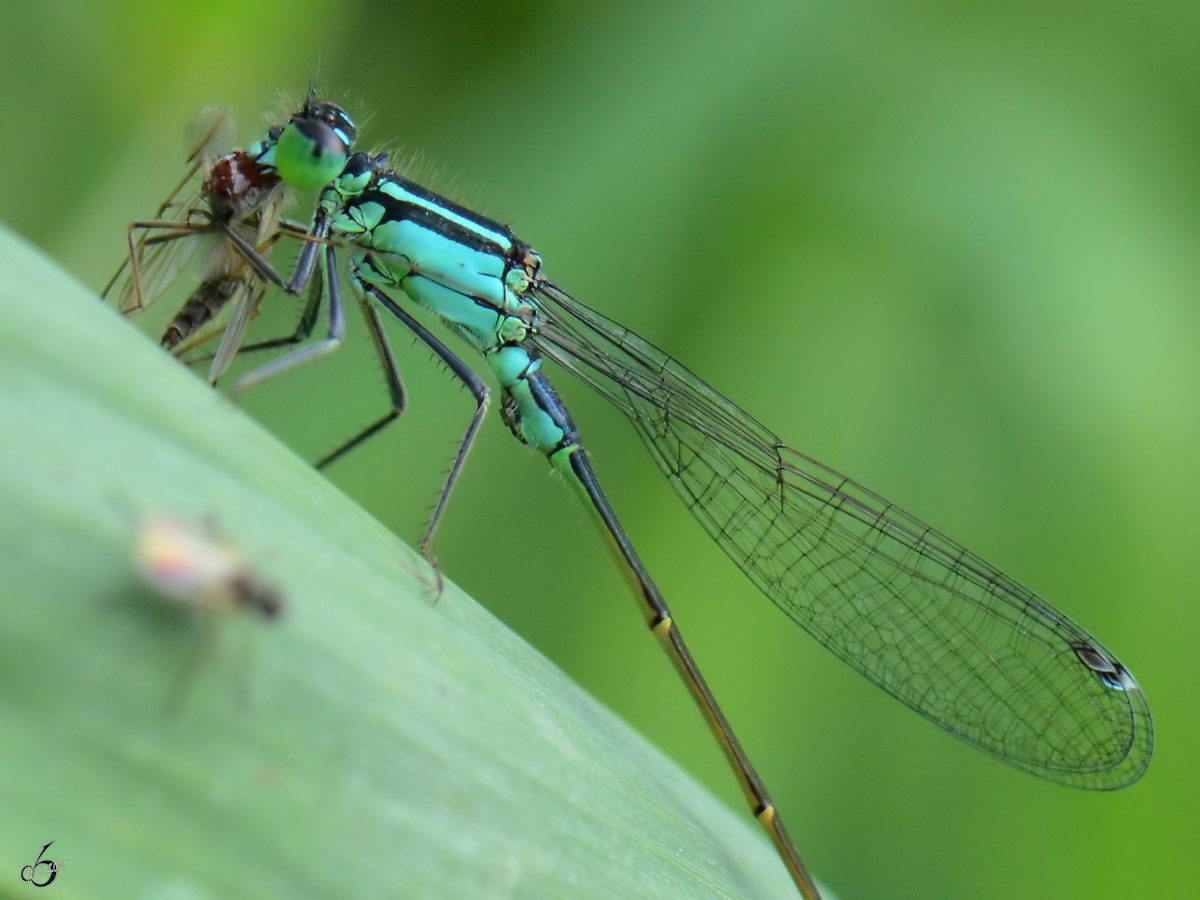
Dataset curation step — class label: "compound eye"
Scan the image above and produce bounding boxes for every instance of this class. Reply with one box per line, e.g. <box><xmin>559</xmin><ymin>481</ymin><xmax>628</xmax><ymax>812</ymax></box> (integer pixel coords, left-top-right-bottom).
<box><xmin>310</xmin><ymin>100</ymin><xmax>358</xmax><ymax>145</ymax></box>
<box><xmin>275</xmin><ymin>102</ymin><xmax>357</xmax><ymax>190</ymax></box>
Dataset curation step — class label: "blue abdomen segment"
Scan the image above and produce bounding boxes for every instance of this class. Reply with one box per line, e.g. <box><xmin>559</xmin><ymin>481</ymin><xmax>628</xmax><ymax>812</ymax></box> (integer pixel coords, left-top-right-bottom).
<box><xmin>494</xmin><ymin>346</ymin><xmax>580</xmax><ymax>458</ymax></box>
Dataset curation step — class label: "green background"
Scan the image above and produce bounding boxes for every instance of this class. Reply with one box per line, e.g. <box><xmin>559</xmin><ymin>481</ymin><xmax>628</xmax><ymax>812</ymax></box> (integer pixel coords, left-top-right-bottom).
<box><xmin>3</xmin><ymin>1</ymin><xmax>1196</xmax><ymax>897</ymax></box>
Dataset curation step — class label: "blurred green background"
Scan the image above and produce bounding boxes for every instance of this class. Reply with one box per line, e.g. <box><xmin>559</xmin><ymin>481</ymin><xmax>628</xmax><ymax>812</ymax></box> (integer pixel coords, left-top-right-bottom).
<box><xmin>4</xmin><ymin>1</ymin><xmax>1197</xmax><ymax>897</ymax></box>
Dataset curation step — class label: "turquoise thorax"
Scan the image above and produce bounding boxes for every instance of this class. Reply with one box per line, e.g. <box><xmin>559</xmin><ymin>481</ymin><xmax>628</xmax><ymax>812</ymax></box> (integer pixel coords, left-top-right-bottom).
<box><xmin>317</xmin><ymin>156</ymin><xmax>568</xmax><ymax>455</ymax></box>
<box><xmin>327</xmin><ymin>169</ymin><xmax>541</xmax><ymax>356</ymax></box>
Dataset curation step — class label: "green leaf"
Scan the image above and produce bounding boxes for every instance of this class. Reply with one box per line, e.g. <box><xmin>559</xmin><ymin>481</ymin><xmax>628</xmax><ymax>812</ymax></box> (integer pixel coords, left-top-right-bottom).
<box><xmin>0</xmin><ymin>224</ymin><xmax>808</xmax><ymax>898</ymax></box>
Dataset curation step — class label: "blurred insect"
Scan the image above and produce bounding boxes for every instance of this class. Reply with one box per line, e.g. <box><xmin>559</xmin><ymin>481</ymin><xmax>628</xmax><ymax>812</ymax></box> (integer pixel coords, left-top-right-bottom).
<box><xmin>131</xmin><ymin>516</ymin><xmax>284</xmax><ymax>709</ymax></box>
<box><xmin>134</xmin><ymin>516</ymin><xmax>283</xmax><ymax>618</ymax></box>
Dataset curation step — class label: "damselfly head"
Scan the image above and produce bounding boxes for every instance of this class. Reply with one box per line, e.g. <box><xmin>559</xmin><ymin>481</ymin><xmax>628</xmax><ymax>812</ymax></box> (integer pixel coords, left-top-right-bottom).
<box><xmin>275</xmin><ymin>96</ymin><xmax>358</xmax><ymax>191</ymax></box>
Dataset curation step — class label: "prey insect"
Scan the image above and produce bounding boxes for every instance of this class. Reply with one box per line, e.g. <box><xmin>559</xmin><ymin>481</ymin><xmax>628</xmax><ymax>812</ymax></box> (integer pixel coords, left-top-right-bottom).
<box><xmin>101</xmin><ymin>99</ymin><xmax>352</xmax><ymax>383</ymax></box>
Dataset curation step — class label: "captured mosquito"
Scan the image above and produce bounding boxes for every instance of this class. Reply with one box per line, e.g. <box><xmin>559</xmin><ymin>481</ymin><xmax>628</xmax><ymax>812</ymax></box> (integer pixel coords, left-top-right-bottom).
<box><xmin>101</xmin><ymin>96</ymin><xmax>354</xmax><ymax>383</ymax></box>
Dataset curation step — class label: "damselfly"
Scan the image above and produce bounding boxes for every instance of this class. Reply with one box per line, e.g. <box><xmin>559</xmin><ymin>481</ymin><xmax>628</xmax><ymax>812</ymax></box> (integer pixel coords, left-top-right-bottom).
<box><xmin>211</xmin><ymin>101</ymin><xmax>1154</xmax><ymax>898</ymax></box>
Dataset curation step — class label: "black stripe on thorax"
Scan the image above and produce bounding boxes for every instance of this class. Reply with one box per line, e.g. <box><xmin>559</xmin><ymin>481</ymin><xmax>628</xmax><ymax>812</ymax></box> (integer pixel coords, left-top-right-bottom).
<box><xmin>363</xmin><ymin>171</ymin><xmax>532</xmax><ymax>261</ymax></box>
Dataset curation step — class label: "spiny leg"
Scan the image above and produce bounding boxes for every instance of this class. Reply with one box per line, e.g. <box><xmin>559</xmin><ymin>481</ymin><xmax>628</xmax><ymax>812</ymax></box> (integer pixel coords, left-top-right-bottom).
<box><xmin>232</xmin><ymin>242</ymin><xmax>344</xmax><ymax>396</ymax></box>
<box><xmin>212</xmin><ymin>219</ymin><xmax>287</xmax><ymax>290</ymax></box>
<box><xmin>213</xmin><ymin>206</ymin><xmax>331</xmax><ymax>299</ymax></box>
<box><xmin>363</xmin><ymin>282</ymin><xmax>489</xmax><ymax>584</ymax></box>
<box><xmin>217</xmin><ymin>256</ymin><xmax>326</xmax><ymax>360</ymax></box>
<box><xmin>314</xmin><ymin>294</ymin><xmax>408</xmax><ymax>469</ymax></box>
<box><xmin>196</xmin><ymin>244</ymin><xmax>409</xmax><ymax>470</ymax></box>
<box><xmin>283</xmin><ymin>217</ymin><xmax>326</xmax><ymax>295</ymax></box>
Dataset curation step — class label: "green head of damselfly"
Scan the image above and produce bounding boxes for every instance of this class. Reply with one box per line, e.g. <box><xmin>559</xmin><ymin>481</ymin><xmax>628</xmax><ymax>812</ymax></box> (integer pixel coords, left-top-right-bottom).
<box><xmin>273</xmin><ymin>92</ymin><xmax>358</xmax><ymax>191</ymax></box>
